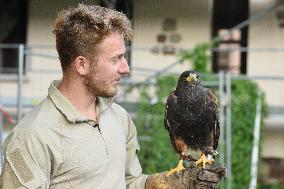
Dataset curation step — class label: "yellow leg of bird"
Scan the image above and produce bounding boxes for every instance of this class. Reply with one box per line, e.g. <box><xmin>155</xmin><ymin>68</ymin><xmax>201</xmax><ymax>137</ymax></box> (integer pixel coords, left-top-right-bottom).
<box><xmin>166</xmin><ymin>159</ymin><xmax>185</xmax><ymax>177</ymax></box>
<box><xmin>194</xmin><ymin>153</ymin><xmax>214</xmax><ymax>169</ymax></box>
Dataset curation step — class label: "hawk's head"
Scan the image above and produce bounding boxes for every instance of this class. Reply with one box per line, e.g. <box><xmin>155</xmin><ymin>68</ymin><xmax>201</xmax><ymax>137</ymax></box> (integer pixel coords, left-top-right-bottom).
<box><xmin>178</xmin><ymin>70</ymin><xmax>200</xmax><ymax>88</ymax></box>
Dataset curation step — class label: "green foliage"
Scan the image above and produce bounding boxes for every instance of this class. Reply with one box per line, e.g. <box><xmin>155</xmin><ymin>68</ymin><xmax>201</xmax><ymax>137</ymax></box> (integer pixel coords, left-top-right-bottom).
<box><xmin>135</xmin><ymin>42</ymin><xmax>268</xmax><ymax>189</ymax></box>
<box><xmin>231</xmin><ymin>80</ymin><xmax>267</xmax><ymax>188</ymax></box>
<box><xmin>181</xmin><ymin>43</ymin><xmax>211</xmax><ymax>74</ymax></box>
<box><xmin>135</xmin><ymin>75</ymin><xmax>179</xmax><ymax>174</ymax></box>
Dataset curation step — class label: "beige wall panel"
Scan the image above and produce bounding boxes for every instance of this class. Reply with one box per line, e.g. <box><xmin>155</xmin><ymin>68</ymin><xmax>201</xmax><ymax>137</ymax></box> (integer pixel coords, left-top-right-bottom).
<box><xmin>132</xmin><ymin>0</ymin><xmax>211</xmax><ymax>81</ymax></box>
<box><xmin>27</xmin><ymin>0</ymin><xmax>96</xmax><ymax>45</ymax></box>
<box><xmin>23</xmin><ymin>0</ymin><xmax>96</xmax><ymax>99</ymax></box>
<box><xmin>262</xmin><ymin>129</ymin><xmax>284</xmax><ymax>159</ymax></box>
<box><xmin>248</xmin><ymin>3</ymin><xmax>284</xmax><ymax>106</ymax></box>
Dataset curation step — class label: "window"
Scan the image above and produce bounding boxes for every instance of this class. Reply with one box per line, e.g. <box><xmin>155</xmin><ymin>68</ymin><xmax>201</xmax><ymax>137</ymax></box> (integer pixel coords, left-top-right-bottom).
<box><xmin>0</xmin><ymin>0</ymin><xmax>28</xmax><ymax>74</ymax></box>
<box><xmin>211</xmin><ymin>0</ymin><xmax>248</xmax><ymax>74</ymax></box>
<box><xmin>217</xmin><ymin>29</ymin><xmax>241</xmax><ymax>74</ymax></box>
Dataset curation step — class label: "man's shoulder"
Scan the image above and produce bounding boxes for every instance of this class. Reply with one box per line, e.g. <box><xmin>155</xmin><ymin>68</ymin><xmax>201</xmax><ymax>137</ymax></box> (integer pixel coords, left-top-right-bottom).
<box><xmin>7</xmin><ymin>98</ymin><xmax>62</xmax><ymax>143</ymax></box>
<box><xmin>111</xmin><ymin>101</ymin><xmax>128</xmax><ymax>114</ymax></box>
<box><xmin>19</xmin><ymin>97</ymin><xmax>61</xmax><ymax>128</ymax></box>
<box><xmin>3</xmin><ymin>99</ymin><xmax>62</xmax><ymax>153</ymax></box>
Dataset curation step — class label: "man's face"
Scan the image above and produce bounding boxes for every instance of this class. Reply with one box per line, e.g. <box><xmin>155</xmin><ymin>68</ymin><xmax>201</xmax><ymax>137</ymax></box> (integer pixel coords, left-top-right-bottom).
<box><xmin>83</xmin><ymin>32</ymin><xmax>130</xmax><ymax>97</ymax></box>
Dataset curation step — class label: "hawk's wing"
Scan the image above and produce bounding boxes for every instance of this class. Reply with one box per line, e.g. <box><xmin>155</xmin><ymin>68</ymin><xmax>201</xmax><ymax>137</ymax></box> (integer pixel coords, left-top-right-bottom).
<box><xmin>205</xmin><ymin>88</ymin><xmax>220</xmax><ymax>150</ymax></box>
<box><xmin>164</xmin><ymin>91</ymin><xmax>183</xmax><ymax>153</ymax></box>
<box><xmin>164</xmin><ymin>91</ymin><xmax>178</xmax><ymax>131</ymax></box>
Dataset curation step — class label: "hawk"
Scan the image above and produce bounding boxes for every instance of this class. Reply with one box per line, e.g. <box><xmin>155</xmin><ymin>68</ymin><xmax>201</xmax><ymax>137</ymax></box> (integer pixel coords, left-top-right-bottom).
<box><xmin>164</xmin><ymin>70</ymin><xmax>220</xmax><ymax>176</ymax></box>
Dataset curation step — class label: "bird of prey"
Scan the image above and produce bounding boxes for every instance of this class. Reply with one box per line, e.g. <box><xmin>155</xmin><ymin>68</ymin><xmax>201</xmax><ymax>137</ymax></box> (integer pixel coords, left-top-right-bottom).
<box><xmin>164</xmin><ymin>70</ymin><xmax>220</xmax><ymax>177</ymax></box>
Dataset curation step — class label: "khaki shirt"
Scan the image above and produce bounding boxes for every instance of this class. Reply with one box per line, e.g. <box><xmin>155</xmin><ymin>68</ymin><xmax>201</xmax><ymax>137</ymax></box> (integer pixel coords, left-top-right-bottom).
<box><xmin>1</xmin><ymin>80</ymin><xmax>148</xmax><ymax>189</ymax></box>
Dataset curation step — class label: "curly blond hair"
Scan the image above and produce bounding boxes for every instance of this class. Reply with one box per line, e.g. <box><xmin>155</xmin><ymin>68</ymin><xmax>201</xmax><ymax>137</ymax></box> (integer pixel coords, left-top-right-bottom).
<box><xmin>53</xmin><ymin>4</ymin><xmax>133</xmax><ymax>72</ymax></box>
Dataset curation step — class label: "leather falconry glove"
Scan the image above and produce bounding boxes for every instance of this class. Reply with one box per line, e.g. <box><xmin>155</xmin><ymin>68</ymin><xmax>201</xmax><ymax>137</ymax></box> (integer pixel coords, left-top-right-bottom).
<box><xmin>146</xmin><ymin>164</ymin><xmax>226</xmax><ymax>189</ymax></box>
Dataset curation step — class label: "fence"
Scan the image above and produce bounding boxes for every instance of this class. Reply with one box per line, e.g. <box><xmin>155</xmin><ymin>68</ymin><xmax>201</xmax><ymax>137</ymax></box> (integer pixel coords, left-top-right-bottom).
<box><xmin>0</xmin><ymin>43</ymin><xmax>284</xmax><ymax>188</ymax></box>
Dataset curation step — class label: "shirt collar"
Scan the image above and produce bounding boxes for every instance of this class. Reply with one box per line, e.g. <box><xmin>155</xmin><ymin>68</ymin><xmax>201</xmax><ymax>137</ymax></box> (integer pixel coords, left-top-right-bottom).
<box><xmin>48</xmin><ymin>80</ymin><xmax>113</xmax><ymax>124</ymax></box>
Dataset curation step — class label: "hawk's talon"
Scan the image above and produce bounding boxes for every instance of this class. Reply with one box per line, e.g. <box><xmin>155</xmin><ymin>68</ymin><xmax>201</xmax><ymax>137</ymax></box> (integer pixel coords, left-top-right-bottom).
<box><xmin>166</xmin><ymin>159</ymin><xmax>185</xmax><ymax>177</ymax></box>
<box><xmin>194</xmin><ymin>154</ymin><xmax>213</xmax><ymax>169</ymax></box>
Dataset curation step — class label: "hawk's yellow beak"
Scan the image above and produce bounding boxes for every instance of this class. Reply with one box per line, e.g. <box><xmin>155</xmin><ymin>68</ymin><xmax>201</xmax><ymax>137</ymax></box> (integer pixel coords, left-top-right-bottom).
<box><xmin>186</xmin><ymin>73</ymin><xmax>197</xmax><ymax>83</ymax></box>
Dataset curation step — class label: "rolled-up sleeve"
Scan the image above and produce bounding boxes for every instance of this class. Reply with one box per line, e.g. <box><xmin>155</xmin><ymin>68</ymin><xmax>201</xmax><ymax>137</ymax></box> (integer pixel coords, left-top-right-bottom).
<box><xmin>1</xmin><ymin>130</ymin><xmax>55</xmax><ymax>189</ymax></box>
<box><xmin>125</xmin><ymin>114</ymin><xmax>148</xmax><ymax>189</ymax></box>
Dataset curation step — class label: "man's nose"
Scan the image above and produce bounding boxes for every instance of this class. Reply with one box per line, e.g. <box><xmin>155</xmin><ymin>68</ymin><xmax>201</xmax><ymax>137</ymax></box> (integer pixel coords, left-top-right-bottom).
<box><xmin>118</xmin><ymin>57</ymin><xmax>130</xmax><ymax>75</ymax></box>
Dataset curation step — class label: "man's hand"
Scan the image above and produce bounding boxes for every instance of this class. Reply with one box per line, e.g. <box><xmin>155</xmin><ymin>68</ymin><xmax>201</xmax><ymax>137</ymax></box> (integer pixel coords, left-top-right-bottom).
<box><xmin>146</xmin><ymin>164</ymin><xmax>226</xmax><ymax>189</ymax></box>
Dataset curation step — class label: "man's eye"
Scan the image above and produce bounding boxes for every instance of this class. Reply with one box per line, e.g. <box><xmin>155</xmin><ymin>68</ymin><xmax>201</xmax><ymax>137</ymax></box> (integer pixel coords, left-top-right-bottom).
<box><xmin>111</xmin><ymin>57</ymin><xmax>119</xmax><ymax>64</ymax></box>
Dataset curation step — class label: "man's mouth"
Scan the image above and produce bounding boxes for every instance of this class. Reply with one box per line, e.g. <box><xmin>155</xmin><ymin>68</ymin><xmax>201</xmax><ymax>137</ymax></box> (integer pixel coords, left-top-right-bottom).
<box><xmin>113</xmin><ymin>78</ymin><xmax>120</xmax><ymax>85</ymax></box>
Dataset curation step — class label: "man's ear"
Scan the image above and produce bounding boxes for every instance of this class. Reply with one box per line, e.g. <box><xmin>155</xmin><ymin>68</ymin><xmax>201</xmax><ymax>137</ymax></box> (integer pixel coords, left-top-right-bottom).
<box><xmin>74</xmin><ymin>56</ymin><xmax>90</xmax><ymax>76</ymax></box>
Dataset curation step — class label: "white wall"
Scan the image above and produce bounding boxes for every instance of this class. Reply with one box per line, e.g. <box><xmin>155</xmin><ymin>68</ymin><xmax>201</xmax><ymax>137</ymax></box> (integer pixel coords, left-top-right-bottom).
<box><xmin>132</xmin><ymin>0</ymin><xmax>211</xmax><ymax>81</ymax></box>
<box><xmin>2</xmin><ymin>0</ymin><xmax>283</xmax><ymax>110</ymax></box>
<box><xmin>248</xmin><ymin>2</ymin><xmax>284</xmax><ymax>106</ymax></box>
<box><xmin>24</xmin><ymin>0</ymin><xmax>96</xmax><ymax>100</ymax></box>
<box><xmin>27</xmin><ymin>0</ymin><xmax>96</xmax><ymax>45</ymax></box>
<box><xmin>262</xmin><ymin>129</ymin><xmax>284</xmax><ymax>158</ymax></box>
<box><xmin>249</xmin><ymin>1</ymin><xmax>284</xmax><ymax>159</ymax></box>
<box><xmin>0</xmin><ymin>0</ymin><xmax>212</xmax><ymax>101</ymax></box>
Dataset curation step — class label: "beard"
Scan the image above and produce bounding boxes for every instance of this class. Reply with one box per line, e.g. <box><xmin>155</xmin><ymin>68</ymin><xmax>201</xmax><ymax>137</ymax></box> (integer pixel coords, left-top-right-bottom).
<box><xmin>83</xmin><ymin>67</ymin><xmax>118</xmax><ymax>98</ymax></box>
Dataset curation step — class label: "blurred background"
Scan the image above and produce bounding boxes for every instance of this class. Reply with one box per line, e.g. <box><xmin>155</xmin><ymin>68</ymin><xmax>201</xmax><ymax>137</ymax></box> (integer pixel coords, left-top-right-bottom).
<box><xmin>0</xmin><ymin>0</ymin><xmax>284</xmax><ymax>188</ymax></box>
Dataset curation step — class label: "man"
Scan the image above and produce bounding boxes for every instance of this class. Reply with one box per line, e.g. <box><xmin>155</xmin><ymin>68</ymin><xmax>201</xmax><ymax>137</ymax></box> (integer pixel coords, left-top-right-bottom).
<box><xmin>0</xmin><ymin>4</ymin><xmax>225</xmax><ymax>189</ymax></box>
